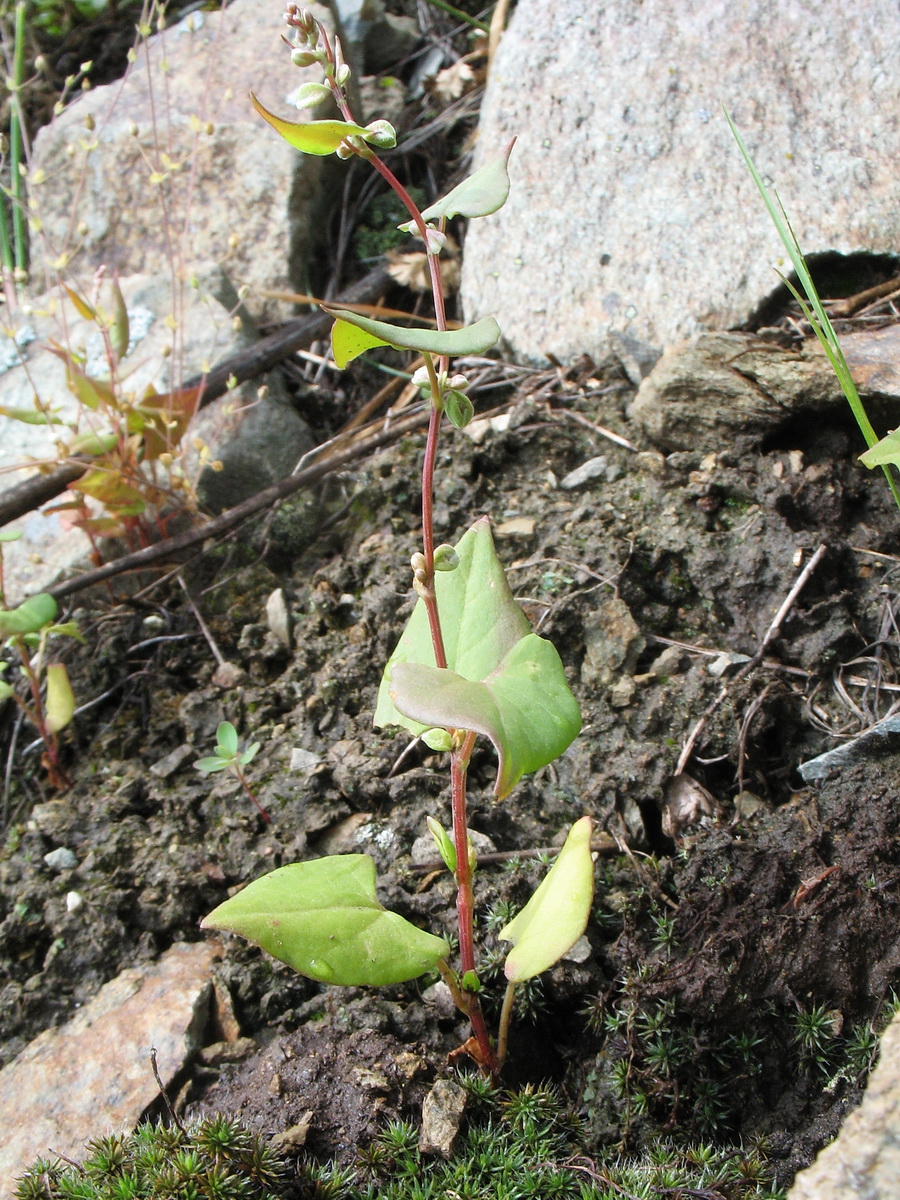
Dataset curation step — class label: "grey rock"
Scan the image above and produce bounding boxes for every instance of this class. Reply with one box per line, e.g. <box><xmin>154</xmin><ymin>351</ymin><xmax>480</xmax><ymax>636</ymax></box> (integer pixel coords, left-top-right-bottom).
<box><xmin>788</xmin><ymin>1013</ymin><xmax>900</xmax><ymax>1200</ymax></box>
<box><xmin>149</xmin><ymin>743</ymin><xmax>195</xmax><ymax>779</ymax></box>
<box><xmin>43</xmin><ymin>847</ymin><xmax>78</xmax><ymax>872</ymax></box>
<box><xmin>560</xmin><ymin>456</ymin><xmax>609</xmax><ymax>490</ymax></box>
<box><xmin>582</xmin><ymin>595</ymin><xmax>645</xmax><ymax>688</ymax></box>
<box><xmin>30</xmin><ymin>0</ymin><xmax>335</xmax><ymax>320</ymax></box>
<box><xmin>628</xmin><ymin>331</ymin><xmax>858</xmax><ymax>452</ymax></box>
<box><xmin>799</xmin><ymin>714</ymin><xmax>900</xmax><ymax>784</ymax></box>
<box><xmin>0</xmin><ymin>942</ymin><xmax>219</xmax><ymax>1196</ymax></box>
<box><xmin>461</xmin><ymin>0</ymin><xmax>900</xmax><ymax>363</ymax></box>
<box><xmin>419</xmin><ymin>1078</ymin><xmax>467</xmax><ymax>1157</ymax></box>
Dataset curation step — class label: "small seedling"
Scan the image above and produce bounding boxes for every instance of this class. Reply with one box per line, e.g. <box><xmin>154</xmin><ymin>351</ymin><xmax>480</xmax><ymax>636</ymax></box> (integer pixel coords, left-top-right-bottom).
<box><xmin>194</xmin><ymin>720</ymin><xmax>270</xmax><ymax>823</ymax></box>
<box><xmin>203</xmin><ymin>6</ymin><xmax>593</xmax><ymax>1080</ymax></box>
<box><xmin>0</xmin><ymin>589</ymin><xmax>81</xmax><ymax>790</ymax></box>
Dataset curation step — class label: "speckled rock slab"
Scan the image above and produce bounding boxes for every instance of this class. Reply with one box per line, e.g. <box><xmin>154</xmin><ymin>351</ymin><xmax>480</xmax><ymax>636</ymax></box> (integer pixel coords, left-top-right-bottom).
<box><xmin>0</xmin><ymin>940</ymin><xmax>219</xmax><ymax>1195</ymax></box>
<box><xmin>461</xmin><ymin>0</ymin><xmax>900</xmax><ymax>362</ymax></box>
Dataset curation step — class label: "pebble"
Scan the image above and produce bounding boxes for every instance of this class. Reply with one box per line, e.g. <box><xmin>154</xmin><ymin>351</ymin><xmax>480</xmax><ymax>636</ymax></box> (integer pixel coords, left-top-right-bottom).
<box><xmin>560</xmin><ymin>456</ymin><xmax>609</xmax><ymax>490</ymax></box>
<box><xmin>419</xmin><ymin>1079</ymin><xmax>467</xmax><ymax>1157</ymax></box>
<box><xmin>43</xmin><ymin>847</ymin><xmax>78</xmax><ymax>872</ymax></box>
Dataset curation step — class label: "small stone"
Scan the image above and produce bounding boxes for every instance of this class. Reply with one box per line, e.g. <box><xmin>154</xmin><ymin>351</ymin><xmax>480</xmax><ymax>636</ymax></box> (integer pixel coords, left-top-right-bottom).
<box><xmin>609</xmin><ymin>675</ymin><xmax>636</xmax><ymax>708</ymax></box>
<box><xmin>65</xmin><ymin>891</ymin><xmax>83</xmax><ymax>913</ymax></box>
<box><xmin>211</xmin><ymin>661</ymin><xmax>246</xmax><ymax>688</ymax></box>
<box><xmin>422</xmin><ymin>981</ymin><xmax>458</xmax><ymax>1021</ymax></box>
<box><xmin>290</xmin><ymin>747</ymin><xmax>323</xmax><ymax>772</ymax></box>
<box><xmin>419</xmin><ymin>1079</ymin><xmax>467</xmax><ymax>1157</ymax></box>
<box><xmin>647</xmin><ymin>645</ymin><xmax>685</xmax><ymax>677</ymax></box>
<box><xmin>495</xmin><ymin>517</ymin><xmax>536</xmax><ymax>537</ymax></box>
<box><xmin>269</xmin><ymin>1113</ymin><xmax>314</xmax><ymax>1152</ymax></box>
<box><xmin>265</xmin><ymin>587</ymin><xmax>292</xmax><ymax>648</ymax></box>
<box><xmin>43</xmin><ymin>847</ymin><xmax>78</xmax><ymax>872</ymax></box>
<box><xmin>149</xmin><ymin>742</ymin><xmax>195</xmax><ymax>779</ymax></box>
<box><xmin>197</xmin><ymin>1037</ymin><xmax>257</xmax><ymax>1066</ymax></box>
<box><xmin>563</xmin><ymin>934</ymin><xmax>592</xmax><ymax>964</ymax></box>
<box><xmin>560</xmin><ymin>456</ymin><xmax>609</xmax><ymax>490</ymax></box>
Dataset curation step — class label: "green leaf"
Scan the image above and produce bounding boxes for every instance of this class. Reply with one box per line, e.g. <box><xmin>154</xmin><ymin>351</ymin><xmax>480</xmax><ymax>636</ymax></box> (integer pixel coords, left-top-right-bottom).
<box><xmin>399</xmin><ymin>140</ymin><xmax>514</xmax><ymax>231</ymax></box>
<box><xmin>67</xmin><ymin>430</ymin><xmax>119</xmax><ymax>457</ymax></box>
<box><xmin>860</xmin><ymin>429</ymin><xmax>900</xmax><ymax>470</ymax></box>
<box><xmin>0</xmin><ymin>406</ymin><xmax>67</xmax><ymax>426</ymax></box>
<box><xmin>328</xmin><ymin>310</ymin><xmax>501</xmax><ymax>369</ymax></box>
<box><xmin>444</xmin><ymin>388</ymin><xmax>473</xmax><ymax>429</ymax></box>
<box><xmin>216</xmin><ymin>721</ymin><xmax>238</xmax><ymax>758</ymax></box>
<box><xmin>109</xmin><ymin>274</ymin><xmax>129</xmax><ymax>364</ymax></box>
<box><xmin>239</xmin><ymin>741</ymin><xmax>261</xmax><ymax>766</ymax></box>
<box><xmin>500</xmin><ymin>816</ymin><xmax>594</xmax><ymax>982</ymax></box>
<box><xmin>391</xmin><ymin>634</ymin><xmax>581</xmax><ymax>799</ymax></box>
<box><xmin>201</xmin><ymin>855</ymin><xmax>450</xmax><ymax>986</ymax></box>
<box><xmin>0</xmin><ymin>593</ymin><xmax>58</xmax><ymax>638</ymax></box>
<box><xmin>426</xmin><ymin>815</ymin><xmax>457</xmax><ymax>873</ymax></box>
<box><xmin>194</xmin><ymin>756</ymin><xmax>229</xmax><ymax>773</ymax></box>
<box><xmin>0</xmin><ymin>680</ymin><xmax>12</xmax><ymax>703</ymax></box>
<box><xmin>375</xmin><ymin>518</ymin><xmax>581</xmax><ymax>797</ymax></box>
<box><xmin>45</xmin><ymin>663</ymin><xmax>75</xmax><ymax>734</ymax></box>
<box><xmin>251</xmin><ymin>92</ymin><xmax>369</xmax><ymax>155</ymax></box>
<box><xmin>0</xmin><ymin>530</ymin><xmax>23</xmax><ymax>543</ymax></box>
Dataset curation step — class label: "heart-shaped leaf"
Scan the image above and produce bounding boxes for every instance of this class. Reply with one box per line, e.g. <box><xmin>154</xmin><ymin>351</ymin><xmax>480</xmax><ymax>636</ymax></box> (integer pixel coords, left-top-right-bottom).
<box><xmin>328</xmin><ymin>309</ymin><xmax>501</xmax><ymax>369</ymax></box>
<box><xmin>375</xmin><ymin>518</ymin><xmax>581</xmax><ymax>795</ymax></box>
<box><xmin>500</xmin><ymin>816</ymin><xmax>594</xmax><ymax>981</ymax></box>
<box><xmin>202</xmin><ymin>855</ymin><xmax>450</xmax><ymax>986</ymax></box>
<box><xmin>399</xmin><ymin>139</ymin><xmax>514</xmax><ymax>231</ymax></box>
<box><xmin>251</xmin><ymin>93</ymin><xmax>369</xmax><ymax>155</ymax></box>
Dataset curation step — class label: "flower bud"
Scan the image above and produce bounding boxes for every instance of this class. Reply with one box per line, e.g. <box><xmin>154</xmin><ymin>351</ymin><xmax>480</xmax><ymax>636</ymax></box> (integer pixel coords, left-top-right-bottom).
<box><xmin>335</xmin><ymin>63</ymin><xmax>351</xmax><ymax>87</ymax></box>
<box><xmin>449</xmin><ymin>374</ymin><xmax>468</xmax><ymax>390</ymax></box>
<box><xmin>423</xmin><ymin>226</ymin><xmax>447</xmax><ymax>255</ymax></box>
<box><xmin>292</xmin><ymin>81</ymin><xmax>331</xmax><ymax>110</ymax></box>
<box><xmin>363</xmin><ymin>120</ymin><xmax>397</xmax><ymax>150</ymax></box>
<box><xmin>291</xmin><ymin>48</ymin><xmax>319</xmax><ymax>67</ymax></box>
<box><xmin>411</xmin><ymin>365</ymin><xmax>431</xmax><ymax>389</ymax></box>
<box><xmin>410</xmin><ymin>551</ymin><xmax>427</xmax><ymax>573</ymax></box>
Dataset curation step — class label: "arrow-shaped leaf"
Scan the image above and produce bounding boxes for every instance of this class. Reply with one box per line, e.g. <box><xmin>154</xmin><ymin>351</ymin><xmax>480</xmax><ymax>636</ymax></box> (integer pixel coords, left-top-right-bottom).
<box><xmin>390</xmin><ymin>634</ymin><xmax>581</xmax><ymax>799</ymax></box>
<box><xmin>202</xmin><ymin>855</ymin><xmax>450</xmax><ymax>986</ymax></box>
<box><xmin>328</xmin><ymin>309</ymin><xmax>501</xmax><ymax>369</ymax></box>
<box><xmin>399</xmin><ymin>139</ymin><xmax>514</xmax><ymax>232</ymax></box>
<box><xmin>251</xmin><ymin>92</ymin><xmax>369</xmax><ymax>155</ymax></box>
<box><xmin>500</xmin><ymin>816</ymin><xmax>594</xmax><ymax>981</ymax></box>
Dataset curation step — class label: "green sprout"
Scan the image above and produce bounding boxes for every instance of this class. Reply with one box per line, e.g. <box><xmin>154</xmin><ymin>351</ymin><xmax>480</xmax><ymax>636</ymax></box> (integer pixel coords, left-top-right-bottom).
<box><xmin>0</xmin><ymin>591</ymin><xmax>81</xmax><ymax>790</ymax></box>
<box><xmin>194</xmin><ymin>720</ymin><xmax>270</xmax><ymax>824</ymax></box>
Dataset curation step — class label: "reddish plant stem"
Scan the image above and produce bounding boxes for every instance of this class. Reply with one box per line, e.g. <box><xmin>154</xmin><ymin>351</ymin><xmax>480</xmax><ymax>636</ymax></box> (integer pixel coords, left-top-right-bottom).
<box><xmin>451</xmin><ymin>731</ymin><xmax>498</xmax><ymax>1075</ymax></box>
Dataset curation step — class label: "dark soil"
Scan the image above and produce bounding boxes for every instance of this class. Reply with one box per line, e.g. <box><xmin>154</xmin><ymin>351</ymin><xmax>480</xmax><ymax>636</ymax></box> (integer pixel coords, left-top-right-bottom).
<box><xmin>3</xmin><ymin>345</ymin><xmax>900</xmax><ymax>1190</ymax></box>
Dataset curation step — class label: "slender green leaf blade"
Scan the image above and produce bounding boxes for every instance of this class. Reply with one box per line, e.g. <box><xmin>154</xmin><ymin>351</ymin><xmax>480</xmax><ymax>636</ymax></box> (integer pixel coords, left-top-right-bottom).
<box><xmin>251</xmin><ymin>93</ymin><xmax>369</xmax><ymax>155</ymax></box>
<box><xmin>0</xmin><ymin>593</ymin><xmax>58</xmax><ymax>637</ymax></box>
<box><xmin>399</xmin><ymin>140</ymin><xmax>515</xmax><ymax>230</ymax></box>
<box><xmin>500</xmin><ymin>816</ymin><xmax>594</xmax><ymax>981</ymax></box>
<box><xmin>201</xmin><ymin>855</ymin><xmax>450</xmax><ymax>985</ymax></box>
<box><xmin>390</xmin><ymin>633</ymin><xmax>581</xmax><ymax>798</ymax></box>
<box><xmin>45</xmin><ymin>663</ymin><xmax>75</xmax><ymax>734</ymax></box>
<box><xmin>326</xmin><ymin>308</ymin><xmax>501</xmax><ymax>364</ymax></box>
